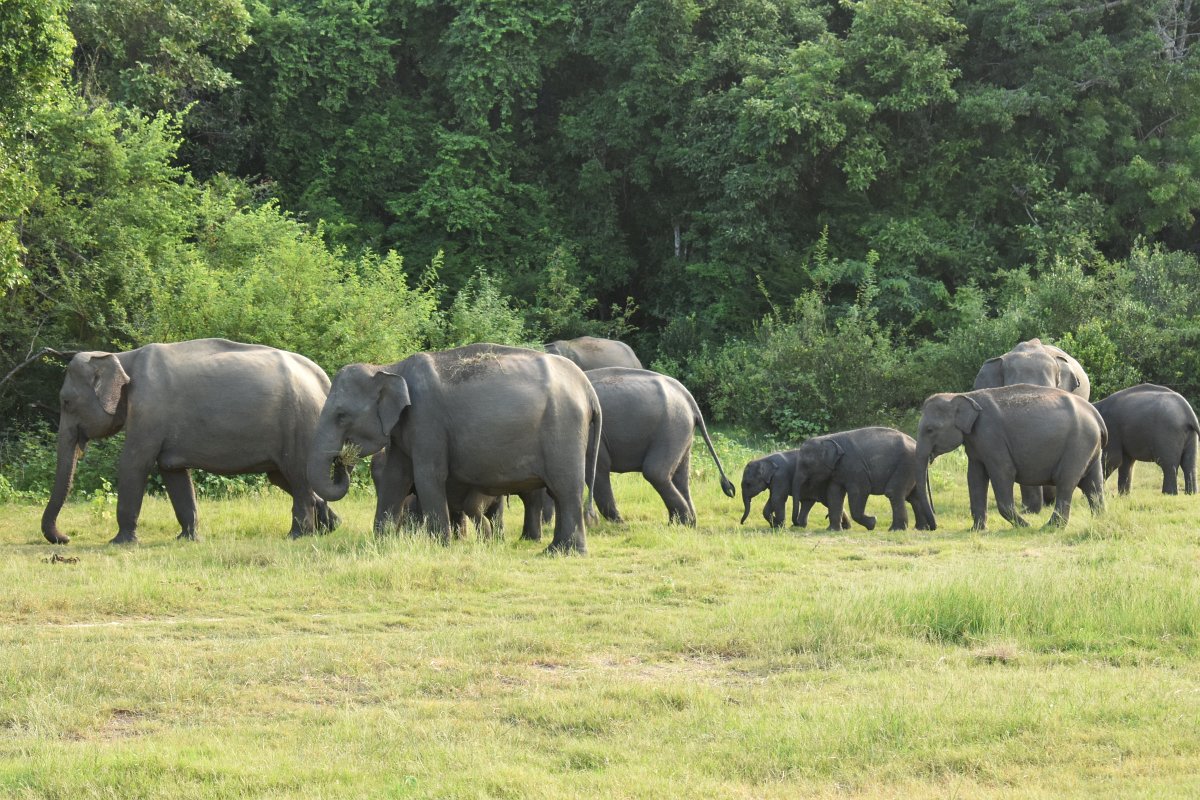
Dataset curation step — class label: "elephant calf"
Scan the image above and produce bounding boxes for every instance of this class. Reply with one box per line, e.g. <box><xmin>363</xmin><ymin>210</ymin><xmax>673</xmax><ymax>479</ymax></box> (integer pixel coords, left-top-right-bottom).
<box><xmin>917</xmin><ymin>385</ymin><xmax>1106</xmax><ymax>530</ymax></box>
<box><xmin>580</xmin><ymin>367</ymin><xmax>735</xmax><ymax>525</ymax></box>
<box><xmin>791</xmin><ymin>427</ymin><xmax>935</xmax><ymax>532</ymax></box>
<box><xmin>739</xmin><ymin>451</ymin><xmax>850</xmax><ymax>529</ymax></box>
<box><xmin>1093</xmin><ymin>384</ymin><xmax>1199</xmax><ymax>495</ymax></box>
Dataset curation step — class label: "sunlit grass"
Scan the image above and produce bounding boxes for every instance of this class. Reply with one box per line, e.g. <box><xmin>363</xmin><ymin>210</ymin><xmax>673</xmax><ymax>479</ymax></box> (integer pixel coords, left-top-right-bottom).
<box><xmin>1</xmin><ymin>441</ymin><xmax>1199</xmax><ymax>797</ymax></box>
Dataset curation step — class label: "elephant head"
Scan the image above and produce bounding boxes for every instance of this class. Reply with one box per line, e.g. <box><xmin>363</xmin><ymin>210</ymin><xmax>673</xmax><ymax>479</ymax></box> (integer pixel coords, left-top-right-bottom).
<box><xmin>914</xmin><ymin>392</ymin><xmax>982</xmax><ymax>509</ymax></box>
<box><xmin>976</xmin><ymin>339</ymin><xmax>1081</xmax><ymax>393</ymax></box>
<box><xmin>307</xmin><ymin>364</ymin><xmax>411</xmax><ymax>501</ymax></box>
<box><xmin>41</xmin><ymin>352</ymin><xmax>130</xmax><ymax>544</ymax></box>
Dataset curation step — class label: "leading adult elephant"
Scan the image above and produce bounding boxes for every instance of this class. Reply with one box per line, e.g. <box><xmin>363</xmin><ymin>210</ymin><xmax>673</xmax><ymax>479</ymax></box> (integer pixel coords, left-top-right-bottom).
<box><xmin>916</xmin><ymin>385</ymin><xmax>1106</xmax><ymax>530</ymax></box>
<box><xmin>41</xmin><ymin>339</ymin><xmax>338</xmax><ymax>545</ymax></box>
<box><xmin>307</xmin><ymin>344</ymin><xmax>601</xmax><ymax>555</ymax></box>
<box><xmin>545</xmin><ymin>336</ymin><xmax>642</xmax><ymax>371</ymax></box>
<box><xmin>1093</xmin><ymin>384</ymin><xmax>1199</xmax><ymax>495</ymax></box>
<box><xmin>974</xmin><ymin>338</ymin><xmax>1091</xmax><ymax>512</ymax></box>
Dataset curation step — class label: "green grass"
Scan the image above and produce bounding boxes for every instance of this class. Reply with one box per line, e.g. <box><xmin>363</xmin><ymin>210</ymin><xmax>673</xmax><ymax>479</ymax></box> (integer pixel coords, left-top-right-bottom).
<box><xmin>2</xmin><ymin>444</ymin><xmax>1200</xmax><ymax>798</ymax></box>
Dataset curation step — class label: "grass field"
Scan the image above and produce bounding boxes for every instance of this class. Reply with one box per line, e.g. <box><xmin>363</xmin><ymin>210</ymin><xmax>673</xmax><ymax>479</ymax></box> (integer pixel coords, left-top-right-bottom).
<box><xmin>2</xmin><ymin>437</ymin><xmax>1199</xmax><ymax>798</ymax></box>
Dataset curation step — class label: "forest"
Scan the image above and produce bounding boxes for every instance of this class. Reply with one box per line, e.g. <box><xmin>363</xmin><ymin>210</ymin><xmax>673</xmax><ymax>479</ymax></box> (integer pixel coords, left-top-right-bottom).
<box><xmin>3</xmin><ymin>0</ymin><xmax>1200</xmax><ymax>492</ymax></box>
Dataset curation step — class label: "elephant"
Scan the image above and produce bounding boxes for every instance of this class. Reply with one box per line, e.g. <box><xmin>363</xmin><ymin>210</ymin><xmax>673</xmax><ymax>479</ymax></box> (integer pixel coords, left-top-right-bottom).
<box><xmin>1093</xmin><ymin>383</ymin><xmax>1199</xmax><ymax>495</ymax></box>
<box><xmin>790</xmin><ymin>427</ymin><xmax>935</xmax><ymax>532</ymax></box>
<box><xmin>916</xmin><ymin>385</ymin><xmax>1107</xmax><ymax>530</ymax></box>
<box><xmin>545</xmin><ymin>336</ymin><xmax>642</xmax><ymax>371</ymax></box>
<box><xmin>570</xmin><ymin>367</ymin><xmax>734</xmax><ymax>525</ymax></box>
<box><xmin>371</xmin><ymin>450</ymin><xmax>506</xmax><ymax>536</ymax></box>
<box><xmin>974</xmin><ymin>338</ymin><xmax>1091</xmax><ymax>512</ymax></box>
<box><xmin>308</xmin><ymin>343</ymin><xmax>601</xmax><ymax>555</ymax></box>
<box><xmin>739</xmin><ymin>451</ymin><xmax>850</xmax><ymax>529</ymax></box>
<box><xmin>41</xmin><ymin>338</ymin><xmax>338</xmax><ymax>545</ymax></box>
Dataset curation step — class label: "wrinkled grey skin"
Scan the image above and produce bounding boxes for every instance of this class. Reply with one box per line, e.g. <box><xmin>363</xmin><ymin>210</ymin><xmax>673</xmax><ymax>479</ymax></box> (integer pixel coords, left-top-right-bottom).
<box><xmin>792</xmin><ymin>427</ymin><xmax>936</xmax><ymax>532</ymax></box>
<box><xmin>42</xmin><ymin>338</ymin><xmax>338</xmax><ymax>545</ymax></box>
<box><xmin>545</xmin><ymin>336</ymin><xmax>642</xmax><ymax>371</ymax></box>
<box><xmin>371</xmin><ymin>449</ymin><xmax>506</xmax><ymax>536</ymax></box>
<box><xmin>1093</xmin><ymin>383</ymin><xmax>1199</xmax><ymax>495</ymax></box>
<box><xmin>916</xmin><ymin>385</ymin><xmax>1107</xmax><ymax>530</ymax></box>
<box><xmin>573</xmin><ymin>367</ymin><xmax>735</xmax><ymax>525</ymax></box>
<box><xmin>739</xmin><ymin>451</ymin><xmax>849</xmax><ymax>529</ymax></box>
<box><xmin>308</xmin><ymin>344</ymin><xmax>601</xmax><ymax>555</ymax></box>
<box><xmin>974</xmin><ymin>338</ymin><xmax>1091</xmax><ymax>512</ymax></box>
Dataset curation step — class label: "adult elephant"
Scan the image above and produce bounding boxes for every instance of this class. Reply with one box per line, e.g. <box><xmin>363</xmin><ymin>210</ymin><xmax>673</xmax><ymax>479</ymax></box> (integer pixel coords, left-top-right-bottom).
<box><xmin>790</xmin><ymin>427</ymin><xmax>935</xmax><ymax>532</ymax></box>
<box><xmin>1093</xmin><ymin>384</ymin><xmax>1199</xmax><ymax>495</ymax></box>
<box><xmin>545</xmin><ymin>336</ymin><xmax>642</xmax><ymax>371</ymax></box>
<box><xmin>973</xmin><ymin>338</ymin><xmax>1091</xmax><ymax>512</ymax></box>
<box><xmin>739</xmin><ymin>451</ymin><xmax>849</xmax><ymax>529</ymax></box>
<box><xmin>916</xmin><ymin>385</ymin><xmax>1106</xmax><ymax>530</ymax></box>
<box><xmin>579</xmin><ymin>367</ymin><xmax>735</xmax><ymax>524</ymax></box>
<box><xmin>41</xmin><ymin>339</ymin><xmax>338</xmax><ymax>545</ymax></box>
<box><xmin>308</xmin><ymin>344</ymin><xmax>601</xmax><ymax>555</ymax></box>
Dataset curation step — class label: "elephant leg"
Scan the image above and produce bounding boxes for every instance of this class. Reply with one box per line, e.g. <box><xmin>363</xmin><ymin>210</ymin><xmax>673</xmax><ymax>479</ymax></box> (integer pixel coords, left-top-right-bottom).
<box><xmin>992</xmin><ymin>478</ymin><xmax>1029</xmax><ymax>528</ymax></box>
<box><xmin>1159</xmin><ymin>456</ymin><xmax>1180</xmax><ymax>495</ymax></box>
<box><xmin>592</xmin><ymin>469</ymin><xmax>622</xmax><ymax>523</ymax></box>
<box><xmin>1116</xmin><ymin>459</ymin><xmax>1134</xmax><ymax>495</ymax></box>
<box><xmin>846</xmin><ymin>486</ymin><xmax>876</xmax><ymax>531</ymax></box>
<box><xmin>1183</xmin><ymin>435</ymin><xmax>1198</xmax><ymax>495</ymax></box>
<box><xmin>966</xmin><ymin>458</ymin><xmax>989</xmax><ymax>531</ymax></box>
<box><xmin>112</xmin><ymin>447</ymin><xmax>155</xmax><ymax>544</ymax></box>
<box><xmin>373</xmin><ymin>452</ymin><xmax>413</xmax><ymax>533</ymax></box>
<box><xmin>1047</xmin><ymin>486</ymin><xmax>1072</xmax><ymax>527</ymax></box>
<box><xmin>541</xmin><ymin>490</ymin><xmax>555</xmax><ymax>524</ymax></box>
<box><xmin>162</xmin><ymin>469</ymin><xmax>198</xmax><ymax>540</ymax></box>
<box><xmin>519</xmin><ymin>490</ymin><xmax>543</xmax><ymax>542</ymax></box>
<box><xmin>1079</xmin><ymin>457</ymin><xmax>1105</xmax><ymax>515</ymax></box>
<box><xmin>793</xmin><ymin>498</ymin><xmax>814</xmax><ymax>528</ymax></box>
<box><xmin>671</xmin><ymin>458</ymin><xmax>695</xmax><ymax>525</ymax></box>
<box><xmin>315</xmin><ymin>498</ymin><xmax>340</xmax><ymax>533</ymax></box>
<box><xmin>825</xmin><ymin>484</ymin><xmax>847</xmax><ymax>531</ymax></box>
<box><xmin>644</xmin><ymin>449</ymin><xmax>692</xmax><ymax>525</ymax></box>
<box><xmin>413</xmin><ymin>466</ymin><xmax>452</xmax><ymax>543</ymax></box>
<box><xmin>545</xmin><ymin>473</ymin><xmax>588</xmax><ymax>556</ymax></box>
<box><xmin>1019</xmin><ymin>483</ymin><xmax>1044</xmax><ymax>514</ymax></box>
<box><xmin>268</xmin><ymin>470</ymin><xmax>317</xmax><ymax>539</ymax></box>
<box><xmin>888</xmin><ymin>492</ymin><xmax>908</xmax><ymax>532</ymax></box>
<box><xmin>484</xmin><ymin>497</ymin><xmax>505</xmax><ymax>538</ymax></box>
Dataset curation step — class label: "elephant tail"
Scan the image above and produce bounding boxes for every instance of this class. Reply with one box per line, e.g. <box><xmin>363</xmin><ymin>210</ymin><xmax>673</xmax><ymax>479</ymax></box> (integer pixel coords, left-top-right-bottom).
<box><xmin>584</xmin><ymin>389</ymin><xmax>602</xmax><ymax>507</ymax></box>
<box><xmin>685</xmin><ymin>389</ymin><xmax>736</xmax><ymax>498</ymax></box>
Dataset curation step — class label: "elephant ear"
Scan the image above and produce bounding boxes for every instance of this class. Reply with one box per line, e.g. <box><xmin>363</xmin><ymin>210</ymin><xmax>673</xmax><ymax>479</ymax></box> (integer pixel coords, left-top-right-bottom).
<box><xmin>88</xmin><ymin>354</ymin><xmax>130</xmax><ymax>416</ymax></box>
<box><xmin>974</xmin><ymin>357</ymin><xmax>1004</xmax><ymax>390</ymax></box>
<box><xmin>953</xmin><ymin>395</ymin><xmax>983</xmax><ymax>434</ymax></box>
<box><xmin>374</xmin><ymin>370</ymin><xmax>412</xmax><ymax>438</ymax></box>
<box><xmin>1054</xmin><ymin>356</ymin><xmax>1080</xmax><ymax>392</ymax></box>
<box><xmin>821</xmin><ymin>440</ymin><xmax>844</xmax><ymax>470</ymax></box>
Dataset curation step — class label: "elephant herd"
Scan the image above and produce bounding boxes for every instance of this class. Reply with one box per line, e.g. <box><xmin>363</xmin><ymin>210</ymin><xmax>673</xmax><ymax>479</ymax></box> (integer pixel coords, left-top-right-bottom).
<box><xmin>741</xmin><ymin>338</ymin><xmax>1198</xmax><ymax>533</ymax></box>
<box><xmin>34</xmin><ymin>335</ymin><xmax>1198</xmax><ymax>553</ymax></box>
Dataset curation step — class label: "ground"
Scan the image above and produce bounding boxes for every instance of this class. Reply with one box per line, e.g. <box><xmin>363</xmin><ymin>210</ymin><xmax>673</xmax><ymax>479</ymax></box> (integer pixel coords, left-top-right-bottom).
<box><xmin>1</xmin><ymin>441</ymin><xmax>1198</xmax><ymax>798</ymax></box>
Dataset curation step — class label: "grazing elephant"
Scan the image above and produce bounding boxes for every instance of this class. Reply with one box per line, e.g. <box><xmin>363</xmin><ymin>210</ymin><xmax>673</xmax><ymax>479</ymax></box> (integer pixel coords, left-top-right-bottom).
<box><xmin>1093</xmin><ymin>384</ymin><xmax>1199</xmax><ymax>495</ymax></box>
<box><xmin>575</xmin><ymin>367</ymin><xmax>734</xmax><ymax>525</ymax></box>
<box><xmin>739</xmin><ymin>452</ymin><xmax>850</xmax><ymax>529</ymax></box>
<box><xmin>974</xmin><ymin>338</ymin><xmax>1091</xmax><ymax>512</ymax></box>
<box><xmin>916</xmin><ymin>385</ymin><xmax>1107</xmax><ymax>530</ymax></box>
<box><xmin>41</xmin><ymin>338</ymin><xmax>338</xmax><ymax>545</ymax></box>
<box><xmin>545</xmin><ymin>336</ymin><xmax>642</xmax><ymax>371</ymax></box>
<box><xmin>308</xmin><ymin>344</ymin><xmax>601</xmax><ymax>555</ymax></box>
<box><xmin>791</xmin><ymin>427</ymin><xmax>935</xmax><ymax>532</ymax></box>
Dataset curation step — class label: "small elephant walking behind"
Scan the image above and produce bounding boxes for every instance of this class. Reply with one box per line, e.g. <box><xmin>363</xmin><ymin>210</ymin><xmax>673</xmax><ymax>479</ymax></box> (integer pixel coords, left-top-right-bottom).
<box><xmin>1093</xmin><ymin>383</ymin><xmax>1199</xmax><ymax>495</ymax></box>
<box><xmin>916</xmin><ymin>385</ymin><xmax>1107</xmax><ymax>530</ymax></box>
<box><xmin>581</xmin><ymin>367</ymin><xmax>735</xmax><ymax>524</ymax></box>
<box><xmin>790</xmin><ymin>427</ymin><xmax>935</xmax><ymax>532</ymax></box>
<box><xmin>739</xmin><ymin>451</ymin><xmax>850</xmax><ymax>529</ymax></box>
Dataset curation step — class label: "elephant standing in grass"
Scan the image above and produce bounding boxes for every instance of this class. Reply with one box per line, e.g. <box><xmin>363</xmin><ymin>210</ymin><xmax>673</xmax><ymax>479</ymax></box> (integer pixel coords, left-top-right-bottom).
<box><xmin>916</xmin><ymin>385</ymin><xmax>1106</xmax><ymax>530</ymax></box>
<box><xmin>739</xmin><ymin>452</ymin><xmax>850</xmax><ymax>529</ymax></box>
<box><xmin>578</xmin><ymin>367</ymin><xmax>735</xmax><ymax>525</ymax></box>
<box><xmin>308</xmin><ymin>344</ymin><xmax>601</xmax><ymax>555</ymax></box>
<box><xmin>973</xmin><ymin>338</ymin><xmax>1091</xmax><ymax>512</ymax></box>
<box><xmin>545</xmin><ymin>336</ymin><xmax>642</xmax><ymax>370</ymax></box>
<box><xmin>42</xmin><ymin>339</ymin><xmax>338</xmax><ymax>545</ymax></box>
<box><xmin>1093</xmin><ymin>384</ymin><xmax>1199</xmax><ymax>494</ymax></box>
<box><xmin>790</xmin><ymin>428</ymin><xmax>935</xmax><ymax>532</ymax></box>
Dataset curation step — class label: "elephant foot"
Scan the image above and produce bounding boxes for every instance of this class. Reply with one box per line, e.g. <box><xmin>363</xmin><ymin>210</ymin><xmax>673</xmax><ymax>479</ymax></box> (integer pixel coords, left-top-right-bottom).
<box><xmin>888</xmin><ymin>523</ymin><xmax>906</xmax><ymax>532</ymax></box>
<box><xmin>287</xmin><ymin>529</ymin><xmax>315</xmax><ymax>540</ymax></box>
<box><xmin>109</xmin><ymin>532</ymin><xmax>139</xmax><ymax>545</ymax></box>
<box><xmin>971</xmin><ymin>519</ymin><xmax>987</xmax><ymax>532</ymax></box>
<box><xmin>176</xmin><ymin>530</ymin><xmax>198</xmax><ymax>541</ymax></box>
<box><xmin>1011</xmin><ymin>516</ymin><xmax>1030</xmax><ymax>528</ymax></box>
<box><xmin>44</xmin><ymin>530</ymin><xmax>70</xmax><ymax>545</ymax></box>
<box><xmin>317</xmin><ymin>508</ymin><xmax>341</xmax><ymax>533</ymax></box>
<box><xmin>520</xmin><ymin>531</ymin><xmax>542</xmax><ymax>542</ymax></box>
<box><xmin>541</xmin><ymin>540</ymin><xmax>586</xmax><ymax>557</ymax></box>
<box><xmin>859</xmin><ymin>516</ymin><xmax>877</xmax><ymax>531</ymax></box>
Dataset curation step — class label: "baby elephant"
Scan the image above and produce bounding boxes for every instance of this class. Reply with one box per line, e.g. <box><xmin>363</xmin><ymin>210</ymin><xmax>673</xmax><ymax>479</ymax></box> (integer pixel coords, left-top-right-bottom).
<box><xmin>739</xmin><ymin>451</ymin><xmax>850</xmax><ymax>529</ymax></box>
<box><xmin>1093</xmin><ymin>384</ymin><xmax>1199</xmax><ymax>495</ymax></box>
<box><xmin>791</xmin><ymin>427</ymin><xmax>936</xmax><ymax>532</ymax></box>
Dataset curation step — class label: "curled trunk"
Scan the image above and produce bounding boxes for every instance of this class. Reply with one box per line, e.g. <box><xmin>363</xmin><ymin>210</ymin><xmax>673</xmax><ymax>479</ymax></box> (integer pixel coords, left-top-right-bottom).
<box><xmin>739</xmin><ymin>486</ymin><xmax>759</xmax><ymax>524</ymax></box>
<box><xmin>308</xmin><ymin>451</ymin><xmax>351</xmax><ymax>502</ymax></box>
<box><xmin>41</xmin><ymin>424</ymin><xmax>85</xmax><ymax>544</ymax></box>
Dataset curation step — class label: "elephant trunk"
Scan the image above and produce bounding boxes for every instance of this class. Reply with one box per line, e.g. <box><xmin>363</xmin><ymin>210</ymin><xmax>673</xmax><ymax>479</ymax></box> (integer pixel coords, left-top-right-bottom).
<box><xmin>914</xmin><ymin>441</ymin><xmax>938</xmax><ymax>528</ymax></box>
<box><xmin>307</xmin><ymin>424</ymin><xmax>352</xmax><ymax>502</ymax></box>
<box><xmin>739</xmin><ymin>485</ymin><xmax>759</xmax><ymax>524</ymax></box>
<box><xmin>41</xmin><ymin>422</ymin><xmax>85</xmax><ymax>544</ymax></box>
